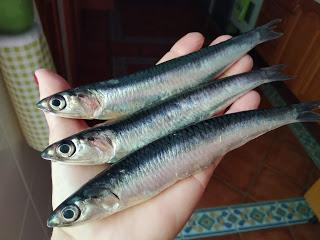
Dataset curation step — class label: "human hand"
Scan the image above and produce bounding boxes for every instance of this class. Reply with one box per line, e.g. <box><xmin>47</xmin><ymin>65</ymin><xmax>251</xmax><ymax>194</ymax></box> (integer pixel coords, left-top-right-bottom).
<box><xmin>37</xmin><ymin>32</ymin><xmax>260</xmax><ymax>240</ymax></box>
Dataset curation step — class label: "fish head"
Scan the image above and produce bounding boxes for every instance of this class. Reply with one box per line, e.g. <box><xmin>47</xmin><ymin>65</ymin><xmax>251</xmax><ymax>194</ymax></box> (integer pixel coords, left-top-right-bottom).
<box><xmin>48</xmin><ymin>187</ymin><xmax>121</xmax><ymax>227</ymax></box>
<box><xmin>36</xmin><ymin>89</ymin><xmax>102</xmax><ymax>119</ymax></box>
<box><xmin>41</xmin><ymin>131</ymin><xmax>115</xmax><ymax>165</ymax></box>
<box><xmin>47</xmin><ymin>199</ymin><xmax>82</xmax><ymax>227</ymax></box>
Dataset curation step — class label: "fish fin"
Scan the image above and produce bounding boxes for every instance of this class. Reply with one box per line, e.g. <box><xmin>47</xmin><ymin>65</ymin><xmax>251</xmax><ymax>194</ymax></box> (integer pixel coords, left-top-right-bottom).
<box><xmin>107</xmin><ymin>79</ymin><xmax>120</xmax><ymax>85</ymax></box>
<box><xmin>84</xmin><ymin>186</ymin><xmax>121</xmax><ymax>210</ymax></box>
<box><xmin>260</xmin><ymin>64</ymin><xmax>292</xmax><ymax>83</ymax></box>
<box><xmin>90</xmin><ymin>136</ymin><xmax>113</xmax><ymax>152</ymax></box>
<box><xmin>297</xmin><ymin>112</ymin><xmax>320</xmax><ymax>122</ymax></box>
<box><xmin>294</xmin><ymin>101</ymin><xmax>320</xmax><ymax>112</ymax></box>
<box><xmin>293</xmin><ymin>101</ymin><xmax>320</xmax><ymax>122</ymax></box>
<box><xmin>257</xmin><ymin>19</ymin><xmax>283</xmax><ymax>43</ymax></box>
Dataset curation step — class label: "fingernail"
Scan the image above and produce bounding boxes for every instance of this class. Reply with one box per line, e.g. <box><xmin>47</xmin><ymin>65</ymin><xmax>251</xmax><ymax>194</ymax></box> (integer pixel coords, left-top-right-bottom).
<box><xmin>33</xmin><ymin>72</ymin><xmax>39</xmax><ymax>86</ymax></box>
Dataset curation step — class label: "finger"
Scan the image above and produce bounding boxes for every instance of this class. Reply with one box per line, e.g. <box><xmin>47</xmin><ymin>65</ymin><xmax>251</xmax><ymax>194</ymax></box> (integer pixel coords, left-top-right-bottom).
<box><xmin>193</xmin><ymin>91</ymin><xmax>261</xmax><ymax>186</ymax></box>
<box><xmin>157</xmin><ymin>32</ymin><xmax>205</xmax><ymax>64</ymax></box>
<box><xmin>208</xmin><ymin>36</ymin><xmax>254</xmax><ymax>116</ymax></box>
<box><xmin>153</xmin><ymin>35</ymin><xmax>236</xmax><ymax>192</ymax></box>
<box><xmin>139</xmin><ymin>91</ymin><xmax>261</xmax><ymax>236</ymax></box>
<box><xmin>162</xmin><ymin>100</ymin><xmax>260</xmax><ymax>230</ymax></box>
<box><xmin>210</xmin><ymin>35</ymin><xmax>231</xmax><ymax>45</ymax></box>
<box><xmin>98</xmin><ymin>36</ymin><xmax>259</xmax><ymax>238</ymax></box>
<box><xmin>158</xmin><ymin>33</ymin><xmax>254</xmax><ymax>82</ymax></box>
<box><xmin>208</xmin><ymin>35</ymin><xmax>254</xmax><ymax>79</ymax></box>
<box><xmin>226</xmin><ymin>90</ymin><xmax>261</xmax><ymax>114</ymax></box>
<box><xmin>153</xmin><ymin>35</ymin><xmax>256</xmax><ymax>206</ymax></box>
<box><xmin>36</xmin><ymin>69</ymin><xmax>88</xmax><ymax>143</ymax></box>
<box><xmin>218</xmin><ymin>54</ymin><xmax>253</xmax><ymax>79</ymax></box>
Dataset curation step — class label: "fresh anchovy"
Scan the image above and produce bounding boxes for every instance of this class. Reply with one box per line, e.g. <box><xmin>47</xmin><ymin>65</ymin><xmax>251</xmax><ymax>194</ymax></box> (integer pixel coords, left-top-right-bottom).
<box><xmin>37</xmin><ymin>20</ymin><xmax>282</xmax><ymax>120</ymax></box>
<box><xmin>41</xmin><ymin>65</ymin><xmax>290</xmax><ymax>165</ymax></box>
<box><xmin>47</xmin><ymin>101</ymin><xmax>320</xmax><ymax>227</ymax></box>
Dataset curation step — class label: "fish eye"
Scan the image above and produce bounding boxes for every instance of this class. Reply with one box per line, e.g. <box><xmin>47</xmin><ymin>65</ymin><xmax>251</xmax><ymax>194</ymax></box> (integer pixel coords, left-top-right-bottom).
<box><xmin>49</xmin><ymin>95</ymin><xmax>66</xmax><ymax>111</ymax></box>
<box><xmin>57</xmin><ymin>141</ymin><xmax>76</xmax><ymax>157</ymax></box>
<box><xmin>61</xmin><ymin>205</ymin><xmax>80</xmax><ymax>222</ymax></box>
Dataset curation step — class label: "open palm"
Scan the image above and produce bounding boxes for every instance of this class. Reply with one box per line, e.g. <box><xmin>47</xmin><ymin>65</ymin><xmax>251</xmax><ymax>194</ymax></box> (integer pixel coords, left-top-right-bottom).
<box><xmin>37</xmin><ymin>32</ymin><xmax>260</xmax><ymax>240</ymax></box>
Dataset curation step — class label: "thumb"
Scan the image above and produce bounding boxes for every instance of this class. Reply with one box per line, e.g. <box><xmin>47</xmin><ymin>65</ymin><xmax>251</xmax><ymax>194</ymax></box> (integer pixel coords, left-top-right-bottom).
<box><xmin>36</xmin><ymin>69</ymin><xmax>88</xmax><ymax>143</ymax></box>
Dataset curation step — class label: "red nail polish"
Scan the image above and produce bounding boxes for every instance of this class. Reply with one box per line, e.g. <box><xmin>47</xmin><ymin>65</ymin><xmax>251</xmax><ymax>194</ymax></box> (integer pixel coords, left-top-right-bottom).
<box><xmin>33</xmin><ymin>73</ymin><xmax>39</xmax><ymax>86</ymax></box>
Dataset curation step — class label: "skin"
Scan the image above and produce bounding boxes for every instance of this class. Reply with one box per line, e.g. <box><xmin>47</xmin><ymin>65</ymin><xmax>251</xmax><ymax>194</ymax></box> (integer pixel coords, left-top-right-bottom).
<box><xmin>37</xmin><ymin>32</ymin><xmax>260</xmax><ymax>240</ymax></box>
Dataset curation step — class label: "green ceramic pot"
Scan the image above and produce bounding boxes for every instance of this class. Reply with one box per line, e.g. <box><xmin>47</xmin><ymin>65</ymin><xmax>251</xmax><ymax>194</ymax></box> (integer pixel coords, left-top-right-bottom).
<box><xmin>0</xmin><ymin>0</ymin><xmax>34</xmax><ymax>34</ymax></box>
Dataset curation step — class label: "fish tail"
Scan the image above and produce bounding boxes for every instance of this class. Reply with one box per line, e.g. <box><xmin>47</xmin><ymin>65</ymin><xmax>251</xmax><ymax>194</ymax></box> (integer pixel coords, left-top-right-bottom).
<box><xmin>293</xmin><ymin>101</ymin><xmax>320</xmax><ymax>122</ymax></box>
<box><xmin>260</xmin><ymin>64</ymin><xmax>292</xmax><ymax>83</ymax></box>
<box><xmin>256</xmin><ymin>19</ymin><xmax>283</xmax><ymax>44</ymax></box>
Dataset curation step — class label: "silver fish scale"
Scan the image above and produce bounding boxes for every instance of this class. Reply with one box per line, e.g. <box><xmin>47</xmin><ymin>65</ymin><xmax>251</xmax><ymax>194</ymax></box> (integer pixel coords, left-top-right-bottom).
<box><xmin>41</xmin><ymin>65</ymin><xmax>290</xmax><ymax>168</ymax></box>
<box><xmin>90</xmin><ymin>106</ymin><xmax>299</xmax><ymax>204</ymax></box>
<box><xmin>80</xmin><ymin>65</ymin><xmax>288</xmax><ymax>165</ymax></box>
<box><xmin>51</xmin><ymin>100</ymin><xmax>320</xmax><ymax>228</ymax></box>
<box><xmin>40</xmin><ymin>20</ymin><xmax>282</xmax><ymax>121</ymax></box>
<box><xmin>97</xmin><ymin>66</ymin><xmax>287</xmax><ymax>163</ymax></box>
<box><xmin>104</xmin><ymin>123</ymin><xmax>212</xmax><ymax>198</ymax></box>
<box><xmin>98</xmin><ymin>31</ymin><xmax>260</xmax><ymax>119</ymax></box>
<box><xmin>48</xmin><ymin>20</ymin><xmax>299</xmax><ymax>228</ymax></box>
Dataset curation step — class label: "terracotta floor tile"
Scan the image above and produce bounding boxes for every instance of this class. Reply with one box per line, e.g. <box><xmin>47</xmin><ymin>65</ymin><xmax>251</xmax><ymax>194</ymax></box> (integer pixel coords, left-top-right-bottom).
<box><xmin>249</xmin><ymin>167</ymin><xmax>302</xmax><ymax>201</ymax></box>
<box><xmin>243</xmin><ymin>195</ymin><xmax>259</xmax><ymax>204</ymax></box>
<box><xmin>215</xmin><ymin>131</ymin><xmax>277</xmax><ymax>192</ymax></box>
<box><xmin>306</xmin><ymin>168</ymin><xmax>320</xmax><ymax>191</ymax></box>
<box><xmin>197</xmin><ymin>177</ymin><xmax>245</xmax><ymax>208</ymax></box>
<box><xmin>290</xmin><ymin>223</ymin><xmax>320</xmax><ymax>240</ymax></box>
<box><xmin>240</xmin><ymin>227</ymin><xmax>293</xmax><ymax>240</ymax></box>
<box><xmin>266</xmin><ymin>137</ymin><xmax>313</xmax><ymax>187</ymax></box>
<box><xmin>275</xmin><ymin>126</ymin><xmax>305</xmax><ymax>150</ymax></box>
<box><xmin>198</xmin><ymin>234</ymin><xmax>241</xmax><ymax>240</ymax></box>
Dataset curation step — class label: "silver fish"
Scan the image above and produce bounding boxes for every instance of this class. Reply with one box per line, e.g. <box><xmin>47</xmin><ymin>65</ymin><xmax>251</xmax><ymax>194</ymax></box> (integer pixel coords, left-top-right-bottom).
<box><xmin>41</xmin><ymin>65</ymin><xmax>290</xmax><ymax>165</ymax></box>
<box><xmin>37</xmin><ymin>20</ymin><xmax>282</xmax><ymax>120</ymax></box>
<box><xmin>47</xmin><ymin>101</ymin><xmax>320</xmax><ymax>227</ymax></box>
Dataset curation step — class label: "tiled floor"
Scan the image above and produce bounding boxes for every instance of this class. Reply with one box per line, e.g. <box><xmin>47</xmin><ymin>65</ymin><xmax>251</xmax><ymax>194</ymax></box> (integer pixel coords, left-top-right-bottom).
<box><xmin>195</xmin><ymin>96</ymin><xmax>320</xmax><ymax>239</ymax></box>
<box><xmin>178</xmin><ymin>197</ymin><xmax>313</xmax><ymax>239</ymax></box>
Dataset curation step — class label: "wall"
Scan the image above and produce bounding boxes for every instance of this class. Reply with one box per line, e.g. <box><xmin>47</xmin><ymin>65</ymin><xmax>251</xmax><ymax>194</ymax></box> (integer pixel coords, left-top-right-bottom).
<box><xmin>0</xmin><ymin>73</ymin><xmax>52</xmax><ymax>239</ymax></box>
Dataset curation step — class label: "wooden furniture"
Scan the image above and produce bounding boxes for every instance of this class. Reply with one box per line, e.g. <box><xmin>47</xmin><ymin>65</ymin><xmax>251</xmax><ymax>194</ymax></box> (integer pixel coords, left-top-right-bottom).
<box><xmin>35</xmin><ymin>0</ymin><xmax>114</xmax><ymax>86</ymax></box>
<box><xmin>35</xmin><ymin>0</ymin><xmax>67</xmax><ymax>77</ymax></box>
<box><xmin>59</xmin><ymin>0</ymin><xmax>114</xmax><ymax>86</ymax></box>
<box><xmin>256</xmin><ymin>0</ymin><xmax>320</xmax><ymax>101</ymax></box>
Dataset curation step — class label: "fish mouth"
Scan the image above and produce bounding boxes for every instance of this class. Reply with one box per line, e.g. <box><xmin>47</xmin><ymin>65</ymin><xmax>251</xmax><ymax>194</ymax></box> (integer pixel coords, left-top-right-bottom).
<box><xmin>36</xmin><ymin>98</ymin><xmax>50</xmax><ymax>112</ymax></box>
<box><xmin>41</xmin><ymin>146</ymin><xmax>79</xmax><ymax>164</ymax></box>
<box><xmin>41</xmin><ymin>146</ymin><xmax>58</xmax><ymax>161</ymax></box>
<box><xmin>41</xmin><ymin>151</ymin><xmax>55</xmax><ymax>161</ymax></box>
<box><xmin>47</xmin><ymin>215</ymin><xmax>60</xmax><ymax>228</ymax></box>
<box><xmin>47</xmin><ymin>213</ymin><xmax>70</xmax><ymax>228</ymax></box>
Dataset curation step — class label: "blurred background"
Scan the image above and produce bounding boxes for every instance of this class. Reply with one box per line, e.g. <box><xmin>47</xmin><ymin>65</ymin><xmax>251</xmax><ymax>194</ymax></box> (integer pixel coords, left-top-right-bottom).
<box><xmin>0</xmin><ymin>0</ymin><xmax>320</xmax><ymax>239</ymax></box>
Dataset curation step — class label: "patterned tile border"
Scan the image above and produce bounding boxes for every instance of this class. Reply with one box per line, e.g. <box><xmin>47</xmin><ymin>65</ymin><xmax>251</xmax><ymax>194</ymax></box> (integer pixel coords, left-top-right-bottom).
<box><xmin>260</xmin><ymin>84</ymin><xmax>320</xmax><ymax>169</ymax></box>
<box><xmin>177</xmin><ymin>197</ymin><xmax>314</xmax><ymax>239</ymax></box>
